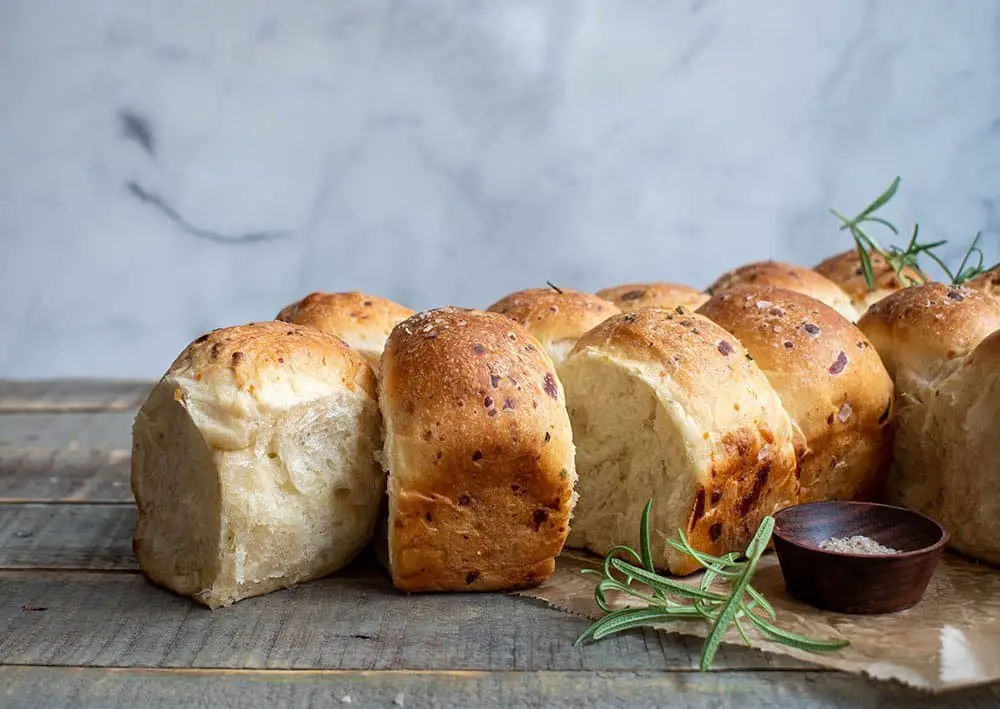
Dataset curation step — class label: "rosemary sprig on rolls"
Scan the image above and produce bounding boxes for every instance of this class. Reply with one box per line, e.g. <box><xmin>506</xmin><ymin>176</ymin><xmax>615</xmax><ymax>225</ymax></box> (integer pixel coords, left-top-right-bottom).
<box><xmin>575</xmin><ymin>500</ymin><xmax>848</xmax><ymax>671</ymax></box>
<box><xmin>830</xmin><ymin>177</ymin><xmax>997</xmax><ymax>288</ymax></box>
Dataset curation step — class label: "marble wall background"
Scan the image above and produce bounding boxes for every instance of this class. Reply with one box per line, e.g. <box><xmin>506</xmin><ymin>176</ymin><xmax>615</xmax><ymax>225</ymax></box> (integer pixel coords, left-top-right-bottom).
<box><xmin>1</xmin><ymin>0</ymin><xmax>998</xmax><ymax>378</ymax></box>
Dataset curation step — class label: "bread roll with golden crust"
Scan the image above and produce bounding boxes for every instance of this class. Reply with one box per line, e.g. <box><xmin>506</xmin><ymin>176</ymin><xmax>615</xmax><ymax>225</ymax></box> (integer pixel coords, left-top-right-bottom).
<box><xmin>486</xmin><ymin>288</ymin><xmax>619</xmax><ymax>367</ymax></box>
<box><xmin>856</xmin><ymin>284</ymin><xmax>1000</xmax><ymax>517</ymax></box>
<box><xmin>967</xmin><ymin>265</ymin><xmax>1000</xmax><ymax>307</ymax></box>
<box><xmin>814</xmin><ymin>249</ymin><xmax>926</xmax><ymax>312</ymax></box>
<box><xmin>697</xmin><ymin>286</ymin><xmax>894</xmax><ymax>504</ymax></box>
<box><xmin>276</xmin><ymin>292</ymin><xmax>414</xmax><ymax>369</ymax></box>
<box><xmin>379</xmin><ymin>307</ymin><xmax>576</xmax><ymax>592</ymax></box>
<box><xmin>131</xmin><ymin>321</ymin><xmax>384</xmax><ymax>609</ymax></box>
<box><xmin>927</xmin><ymin>330</ymin><xmax>1000</xmax><ymax>564</ymax></box>
<box><xmin>706</xmin><ymin>261</ymin><xmax>857</xmax><ymax>322</ymax></box>
<box><xmin>559</xmin><ymin>307</ymin><xmax>799</xmax><ymax>576</ymax></box>
<box><xmin>856</xmin><ymin>283</ymin><xmax>1000</xmax><ymax>385</ymax></box>
<box><xmin>597</xmin><ymin>282</ymin><xmax>709</xmax><ymax>312</ymax></box>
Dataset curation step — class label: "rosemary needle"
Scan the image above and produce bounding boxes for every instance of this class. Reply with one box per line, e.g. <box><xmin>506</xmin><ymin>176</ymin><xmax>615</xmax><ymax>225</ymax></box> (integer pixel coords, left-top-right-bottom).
<box><xmin>574</xmin><ymin>500</ymin><xmax>849</xmax><ymax>670</ymax></box>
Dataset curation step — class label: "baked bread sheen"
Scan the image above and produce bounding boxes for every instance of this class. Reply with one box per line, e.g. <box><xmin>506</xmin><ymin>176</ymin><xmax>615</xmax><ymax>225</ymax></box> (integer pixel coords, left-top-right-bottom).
<box><xmin>597</xmin><ymin>282</ymin><xmax>709</xmax><ymax>312</ymax></box>
<box><xmin>486</xmin><ymin>287</ymin><xmax>619</xmax><ymax>366</ymax></box>
<box><xmin>814</xmin><ymin>249</ymin><xmax>926</xmax><ymax>313</ymax></box>
<box><xmin>276</xmin><ymin>291</ymin><xmax>414</xmax><ymax>369</ymax></box>
<box><xmin>856</xmin><ymin>284</ymin><xmax>1000</xmax><ymax>519</ymax></box>
<box><xmin>698</xmin><ymin>286</ymin><xmax>894</xmax><ymax>504</ymax></box>
<box><xmin>706</xmin><ymin>261</ymin><xmax>857</xmax><ymax>322</ymax></box>
<box><xmin>927</xmin><ymin>330</ymin><xmax>1000</xmax><ymax>564</ymax></box>
<box><xmin>131</xmin><ymin>321</ymin><xmax>384</xmax><ymax>608</ymax></box>
<box><xmin>967</xmin><ymin>265</ymin><xmax>1000</xmax><ymax>307</ymax></box>
<box><xmin>559</xmin><ymin>307</ymin><xmax>800</xmax><ymax>576</ymax></box>
<box><xmin>379</xmin><ymin>306</ymin><xmax>576</xmax><ymax>592</ymax></box>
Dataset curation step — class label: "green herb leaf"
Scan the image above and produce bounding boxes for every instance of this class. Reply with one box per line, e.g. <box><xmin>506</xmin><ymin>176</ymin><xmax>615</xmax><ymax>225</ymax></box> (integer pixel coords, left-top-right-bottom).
<box><xmin>576</xmin><ymin>499</ymin><xmax>850</xmax><ymax>671</ymax></box>
<box><xmin>857</xmin><ymin>176</ymin><xmax>901</xmax><ymax>219</ymax></box>
<box><xmin>699</xmin><ymin>516</ymin><xmax>774</xmax><ymax>671</ymax></box>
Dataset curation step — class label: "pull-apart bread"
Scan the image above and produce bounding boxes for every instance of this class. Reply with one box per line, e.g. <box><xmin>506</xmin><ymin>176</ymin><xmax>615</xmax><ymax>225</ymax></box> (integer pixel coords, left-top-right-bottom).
<box><xmin>926</xmin><ymin>329</ymin><xmax>1000</xmax><ymax>564</ymax></box>
<box><xmin>379</xmin><ymin>307</ymin><xmax>576</xmax><ymax>592</ymax></box>
<box><xmin>131</xmin><ymin>321</ymin><xmax>384</xmax><ymax>608</ymax></box>
<box><xmin>856</xmin><ymin>284</ymin><xmax>1000</xmax><ymax>536</ymax></box>
<box><xmin>559</xmin><ymin>307</ymin><xmax>800</xmax><ymax>576</ymax></box>
<box><xmin>706</xmin><ymin>261</ymin><xmax>858</xmax><ymax>322</ymax></box>
<box><xmin>597</xmin><ymin>282</ymin><xmax>709</xmax><ymax>312</ymax></box>
<box><xmin>486</xmin><ymin>288</ymin><xmax>619</xmax><ymax>367</ymax></box>
<box><xmin>814</xmin><ymin>249</ymin><xmax>926</xmax><ymax>313</ymax></box>
<box><xmin>276</xmin><ymin>291</ymin><xmax>414</xmax><ymax>370</ymax></box>
<box><xmin>698</xmin><ymin>286</ymin><xmax>894</xmax><ymax>504</ymax></box>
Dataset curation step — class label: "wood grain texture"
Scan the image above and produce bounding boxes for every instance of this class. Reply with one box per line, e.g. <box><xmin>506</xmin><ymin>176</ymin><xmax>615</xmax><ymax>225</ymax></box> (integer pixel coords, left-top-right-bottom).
<box><xmin>4</xmin><ymin>666</ymin><xmax>996</xmax><ymax>709</ymax></box>
<box><xmin>0</xmin><ymin>379</ymin><xmax>151</xmax><ymax>412</ymax></box>
<box><xmin>0</xmin><ymin>412</ymin><xmax>134</xmax><ymax>451</ymax></box>
<box><xmin>0</xmin><ymin>504</ymin><xmax>136</xmax><ymax>570</ymax></box>
<box><xmin>0</xmin><ymin>448</ymin><xmax>131</xmax><ymax>502</ymax></box>
<box><xmin>0</xmin><ymin>570</ymin><xmax>807</xmax><ymax>672</ymax></box>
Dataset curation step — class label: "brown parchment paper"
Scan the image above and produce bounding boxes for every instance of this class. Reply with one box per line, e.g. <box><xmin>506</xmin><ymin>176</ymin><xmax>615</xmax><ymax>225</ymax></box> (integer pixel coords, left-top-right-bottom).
<box><xmin>515</xmin><ymin>550</ymin><xmax>1000</xmax><ymax>693</ymax></box>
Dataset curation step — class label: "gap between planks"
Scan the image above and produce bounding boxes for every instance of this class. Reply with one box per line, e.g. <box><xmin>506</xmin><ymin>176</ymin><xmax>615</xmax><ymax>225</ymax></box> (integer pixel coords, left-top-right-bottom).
<box><xmin>3</xmin><ymin>665</ymin><xmax>993</xmax><ymax>709</ymax></box>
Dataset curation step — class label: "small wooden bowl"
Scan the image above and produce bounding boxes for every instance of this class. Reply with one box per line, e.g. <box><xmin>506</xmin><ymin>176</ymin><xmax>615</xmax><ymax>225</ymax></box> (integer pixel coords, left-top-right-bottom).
<box><xmin>771</xmin><ymin>501</ymin><xmax>949</xmax><ymax>614</ymax></box>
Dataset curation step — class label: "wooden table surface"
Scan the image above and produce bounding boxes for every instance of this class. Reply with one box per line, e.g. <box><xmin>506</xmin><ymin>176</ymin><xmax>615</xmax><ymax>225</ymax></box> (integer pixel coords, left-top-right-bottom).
<box><xmin>2</xmin><ymin>379</ymin><xmax>999</xmax><ymax>709</ymax></box>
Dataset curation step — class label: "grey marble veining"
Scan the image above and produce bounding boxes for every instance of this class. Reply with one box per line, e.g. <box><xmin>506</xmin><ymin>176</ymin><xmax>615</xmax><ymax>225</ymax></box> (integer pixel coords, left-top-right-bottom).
<box><xmin>1</xmin><ymin>0</ymin><xmax>998</xmax><ymax>377</ymax></box>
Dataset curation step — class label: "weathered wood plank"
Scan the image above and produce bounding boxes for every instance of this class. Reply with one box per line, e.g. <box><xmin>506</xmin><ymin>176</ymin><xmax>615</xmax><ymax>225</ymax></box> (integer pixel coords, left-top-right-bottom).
<box><xmin>0</xmin><ymin>412</ymin><xmax>133</xmax><ymax>451</ymax></box>
<box><xmin>0</xmin><ymin>379</ymin><xmax>152</xmax><ymax>413</ymax></box>
<box><xmin>0</xmin><ymin>448</ymin><xmax>131</xmax><ymax>502</ymax></box>
<box><xmin>3</xmin><ymin>667</ymin><xmax>995</xmax><ymax>709</ymax></box>
<box><xmin>0</xmin><ymin>570</ymin><xmax>808</xmax><ymax>671</ymax></box>
<box><xmin>0</xmin><ymin>504</ymin><xmax>136</xmax><ymax>570</ymax></box>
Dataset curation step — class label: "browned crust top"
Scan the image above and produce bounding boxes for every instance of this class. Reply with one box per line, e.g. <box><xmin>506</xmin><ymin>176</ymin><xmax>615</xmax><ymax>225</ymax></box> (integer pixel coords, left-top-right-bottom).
<box><xmin>168</xmin><ymin>320</ymin><xmax>376</xmax><ymax>398</ymax></box>
<box><xmin>486</xmin><ymin>287</ymin><xmax>619</xmax><ymax>344</ymax></box>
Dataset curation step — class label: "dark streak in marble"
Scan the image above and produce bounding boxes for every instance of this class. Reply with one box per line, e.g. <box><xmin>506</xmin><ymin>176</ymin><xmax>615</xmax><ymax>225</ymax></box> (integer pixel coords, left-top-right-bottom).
<box><xmin>124</xmin><ymin>182</ymin><xmax>292</xmax><ymax>245</ymax></box>
<box><xmin>118</xmin><ymin>110</ymin><xmax>155</xmax><ymax>157</ymax></box>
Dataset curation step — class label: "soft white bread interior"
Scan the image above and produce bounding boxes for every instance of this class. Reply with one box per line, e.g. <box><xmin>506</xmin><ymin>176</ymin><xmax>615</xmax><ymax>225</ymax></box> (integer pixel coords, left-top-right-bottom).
<box><xmin>597</xmin><ymin>282</ymin><xmax>709</xmax><ymax>312</ymax></box>
<box><xmin>486</xmin><ymin>287</ymin><xmax>620</xmax><ymax>367</ymax></box>
<box><xmin>706</xmin><ymin>260</ymin><xmax>858</xmax><ymax>322</ymax></box>
<box><xmin>856</xmin><ymin>284</ymin><xmax>1000</xmax><ymax>518</ymax></box>
<box><xmin>698</xmin><ymin>286</ymin><xmax>895</xmax><ymax>504</ymax></box>
<box><xmin>560</xmin><ymin>307</ymin><xmax>800</xmax><ymax>576</ymax></box>
<box><xmin>379</xmin><ymin>307</ymin><xmax>577</xmax><ymax>592</ymax></box>
<box><xmin>926</xmin><ymin>330</ymin><xmax>1000</xmax><ymax>564</ymax></box>
<box><xmin>276</xmin><ymin>291</ymin><xmax>414</xmax><ymax>370</ymax></box>
<box><xmin>131</xmin><ymin>321</ymin><xmax>384</xmax><ymax>608</ymax></box>
<box><xmin>814</xmin><ymin>249</ymin><xmax>927</xmax><ymax>313</ymax></box>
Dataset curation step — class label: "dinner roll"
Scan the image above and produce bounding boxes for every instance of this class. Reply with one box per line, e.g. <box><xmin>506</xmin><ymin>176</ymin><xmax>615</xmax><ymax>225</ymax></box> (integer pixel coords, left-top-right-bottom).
<box><xmin>131</xmin><ymin>321</ymin><xmax>384</xmax><ymax>609</ymax></box>
<box><xmin>697</xmin><ymin>287</ymin><xmax>894</xmax><ymax>504</ymax></box>
<box><xmin>379</xmin><ymin>307</ymin><xmax>576</xmax><ymax>592</ymax></box>
<box><xmin>706</xmin><ymin>261</ymin><xmax>857</xmax><ymax>322</ymax></box>
<box><xmin>560</xmin><ymin>308</ymin><xmax>799</xmax><ymax>576</ymax></box>
<box><xmin>486</xmin><ymin>287</ymin><xmax>619</xmax><ymax>366</ymax></box>
<box><xmin>814</xmin><ymin>249</ymin><xmax>926</xmax><ymax>312</ymax></box>
<box><xmin>597</xmin><ymin>282</ymin><xmax>709</xmax><ymax>312</ymax></box>
<box><xmin>926</xmin><ymin>330</ymin><xmax>1000</xmax><ymax>564</ymax></box>
<box><xmin>276</xmin><ymin>291</ymin><xmax>414</xmax><ymax>369</ymax></box>
<box><xmin>967</xmin><ymin>265</ymin><xmax>1000</xmax><ymax>306</ymax></box>
<box><xmin>856</xmin><ymin>283</ymin><xmax>1000</xmax><ymax>386</ymax></box>
<box><xmin>856</xmin><ymin>284</ymin><xmax>1000</xmax><ymax>516</ymax></box>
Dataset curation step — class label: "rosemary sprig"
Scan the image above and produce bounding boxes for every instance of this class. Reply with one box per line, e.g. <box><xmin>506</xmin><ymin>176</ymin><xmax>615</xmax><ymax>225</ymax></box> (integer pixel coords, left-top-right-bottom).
<box><xmin>830</xmin><ymin>177</ymin><xmax>997</xmax><ymax>288</ymax></box>
<box><xmin>574</xmin><ymin>500</ymin><xmax>848</xmax><ymax>670</ymax></box>
<box><xmin>830</xmin><ymin>177</ymin><xmax>933</xmax><ymax>289</ymax></box>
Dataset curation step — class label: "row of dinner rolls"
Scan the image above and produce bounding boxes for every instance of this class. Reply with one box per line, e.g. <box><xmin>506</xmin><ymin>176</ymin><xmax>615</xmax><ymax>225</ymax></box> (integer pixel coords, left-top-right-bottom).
<box><xmin>130</xmin><ymin>250</ymin><xmax>1000</xmax><ymax>607</ymax></box>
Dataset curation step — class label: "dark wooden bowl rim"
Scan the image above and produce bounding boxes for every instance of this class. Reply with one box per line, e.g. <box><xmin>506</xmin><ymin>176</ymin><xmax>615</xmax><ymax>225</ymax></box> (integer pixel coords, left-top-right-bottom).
<box><xmin>772</xmin><ymin>501</ymin><xmax>950</xmax><ymax>559</ymax></box>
